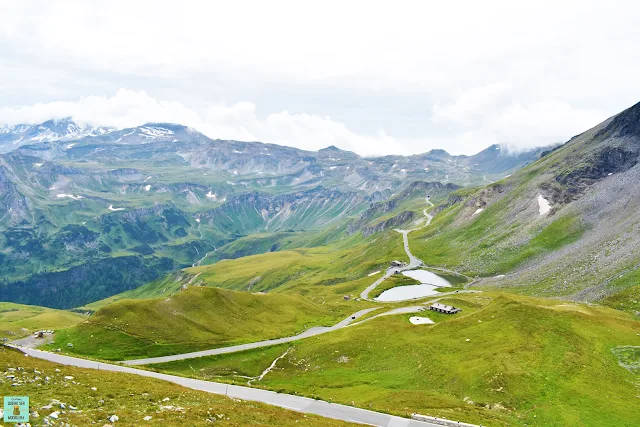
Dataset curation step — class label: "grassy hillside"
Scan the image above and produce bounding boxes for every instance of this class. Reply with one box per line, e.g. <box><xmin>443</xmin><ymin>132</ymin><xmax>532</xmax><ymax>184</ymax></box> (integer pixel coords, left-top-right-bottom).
<box><xmin>47</xmin><ymin>287</ymin><xmax>362</xmax><ymax>360</ymax></box>
<box><xmin>187</xmin><ymin>230</ymin><xmax>406</xmax><ymax>294</ymax></box>
<box><xmin>401</xmin><ymin>103</ymin><xmax>640</xmax><ymax>304</ymax></box>
<box><xmin>409</xmin><ymin>184</ymin><xmax>586</xmax><ymax>276</ymax></box>
<box><xmin>602</xmin><ymin>284</ymin><xmax>640</xmax><ymax>315</ymax></box>
<box><xmin>152</xmin><ymin>293</ymin><xmax>640</xmax><ymax>427</ymax></box>
<box><xmin>0</xmin><ymin>346</ymin><xmax>354</xmax><ymax>427</ymax></box>
<box><xmin>0</xmin><ymin>302</ymin><xmax>85</xmax><ymax>339</ymax></box>
<box><xmin>81</xmin><ymin>226</ymin><xmax>407</xmax><ymax>311</ymax></box>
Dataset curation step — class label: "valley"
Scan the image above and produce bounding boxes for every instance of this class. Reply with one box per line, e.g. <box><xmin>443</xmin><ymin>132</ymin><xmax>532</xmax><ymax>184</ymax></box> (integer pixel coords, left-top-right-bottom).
<box><xmin>4</xmin><ymin>103</ymin><xmax>640</xmax><ymax>426</ymax></box>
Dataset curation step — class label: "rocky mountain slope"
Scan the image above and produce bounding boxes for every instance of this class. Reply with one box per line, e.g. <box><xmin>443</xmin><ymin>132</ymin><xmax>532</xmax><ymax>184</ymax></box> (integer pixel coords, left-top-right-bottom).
<box><xmin>409</xmin><ymin>100</ymin><xmax>640</xmax><ymax>308</ymax></box>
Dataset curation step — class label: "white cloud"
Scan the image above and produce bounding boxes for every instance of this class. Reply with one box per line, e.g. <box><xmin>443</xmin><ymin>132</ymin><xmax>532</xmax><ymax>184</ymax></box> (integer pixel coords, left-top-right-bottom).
<box><xmin>0</xmin><ymin>89</ymin><xmax>403</xmax><ymax>156</ymax></box>
<box><xmin>432</xmin><ymin>82</ymin><xmax>513</xmax><ymax>125</ymax></box>
<box><xmin>431</xmin><ymin>84</ymin><xmax>608</xmax><ymax>152</ymax></box>
<box><xmin>1</xmin><ymin>1</ymin><xmax>639</xmax><ymax>155</ymax></box>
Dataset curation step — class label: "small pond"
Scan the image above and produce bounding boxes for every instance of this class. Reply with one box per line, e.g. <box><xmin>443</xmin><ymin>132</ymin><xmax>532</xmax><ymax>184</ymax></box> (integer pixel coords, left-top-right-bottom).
<box><xmin>402</xmin><ymin>270</ymin><xmax>452</xmax><ymax>287</ymax></box>
<box><xmin>374</xmin><ymin>284</ymin><xmax>440</xmax><ymax>302</ymax></box>
<box><xmin>374</xmin><ymin>269</ymin><xmax>452</xmax><ymax>302</ymax></box>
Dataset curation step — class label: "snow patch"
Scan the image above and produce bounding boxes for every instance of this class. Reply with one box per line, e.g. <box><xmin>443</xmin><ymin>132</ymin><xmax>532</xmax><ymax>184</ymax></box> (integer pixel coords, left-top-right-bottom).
<box><xmin>144</xmin><ymin>185</ymin><xmax>152</xmax><ymax>192</ymax></box>
<box><xmin>410</xmin><ymin>316</ymin><xmax>434</xmax><ymax>325</ymax></box>
<box><xmin>56</xmin><ymin>194</ymin><xmax>83</xmax><ymax>200</ymax></box>
<box><xmin>537</xmin><ymin>195</ymin><xmax>551</xmax><ymax>215</ymax></box>
<box><xmin>34</xmin><ymin>163</ymin><xmax>43</xmax><ymax>167</ymax></box>
<box><xmin>206</xmin><ymin>191</ymin><xmax>217</xmax><ymax>200</ymax></box>
<box><xmin>139</xmin><ymin>126</ymin><xmax>174</xmax><ymax>138</ymax></box>
<box><xmin>472</xmin><ymin>208</ymin><xmax>484</xmax><ymax>216</ymax></box>
<box><xmin>108</xmin><ymin>205</ymin><xmax>125</xmax><ymax>211</ymax></box>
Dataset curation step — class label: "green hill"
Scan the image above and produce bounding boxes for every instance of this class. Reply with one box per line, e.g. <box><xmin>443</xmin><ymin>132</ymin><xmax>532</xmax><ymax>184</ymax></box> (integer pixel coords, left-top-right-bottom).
<box><xmin>0</xmin><ymin>302</ymin><xmax>85</xmax><ymax>339</ymax></box>
<box><xmin>152</xmin><ymin>292</ymin><xmax>640</xmax><ymax>427</ymax></box>
<box><xmin>48</xmin><ymin>287</ymin><xmax>361</xmax><ymax>360</ymax></box>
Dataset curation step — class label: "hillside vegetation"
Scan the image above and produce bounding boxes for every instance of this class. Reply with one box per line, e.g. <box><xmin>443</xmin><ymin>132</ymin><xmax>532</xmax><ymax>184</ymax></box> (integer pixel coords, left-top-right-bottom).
<box><xmin>0</xmin><ymin>302</ymin><xmax>85</xmax><ymax>339</ymax></box>
<box><xmin>47</xmin><ymin>287</ymin><xmax>361</xmax><ymax>360</ymax></box>
<box><xmin>0</xmin><ymin>346</ymin><xmax>354</xmax><ymax>426</ymax></box>
<box><xmin>153</xmin><ymin>293</ymin><xmax>640</xmax><ymax>427</ymax></box>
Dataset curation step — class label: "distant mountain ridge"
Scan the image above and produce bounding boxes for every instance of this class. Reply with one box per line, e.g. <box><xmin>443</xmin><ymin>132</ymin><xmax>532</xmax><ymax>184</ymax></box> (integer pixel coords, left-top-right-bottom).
<box><xmin>0</xmin><ymin>117</ymin><xmax>551</xmax><ymax>308</ymax></box>
<box><xmin>0</xmin><ymin>118</ymin><xmax>547</xmax><ymax>162</ymax></box>
<box><xmin>0</xmin><ymin>118</ymin><xmax>115</xmax><ymax>147</ymax></box>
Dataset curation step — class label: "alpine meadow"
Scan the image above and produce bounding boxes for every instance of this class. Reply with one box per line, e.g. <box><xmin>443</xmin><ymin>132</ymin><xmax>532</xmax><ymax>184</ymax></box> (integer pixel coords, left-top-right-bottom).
<box><xmin>2</xmin><ymin>3</ymin><xmax>640</xmax><ymax>426</ymax></box>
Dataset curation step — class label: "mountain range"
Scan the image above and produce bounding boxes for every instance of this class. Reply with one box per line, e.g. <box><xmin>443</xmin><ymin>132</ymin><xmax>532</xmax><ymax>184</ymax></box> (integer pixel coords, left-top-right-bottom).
<box><xmin>0</xmin><ymin>118</ymin><xmax>546</xmax><ymax>307</ymax></box>
<box><xmin>3</xmin><ymin>104</ymin><xmax>640</xmax><ymax>427</ymax></box>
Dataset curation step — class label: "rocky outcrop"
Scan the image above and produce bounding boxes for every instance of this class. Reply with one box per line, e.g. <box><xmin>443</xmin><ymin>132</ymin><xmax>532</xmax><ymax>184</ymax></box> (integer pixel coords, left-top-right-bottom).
<box><xmin>548</xmin><ymin>145</ymin><xmax>640</xmax><ymax>204</ymax></box>
<box><xmin>435</xmin><ymin>194</ymin><xmax>464</xmax><ymax>213</ymax></box>
<box><xmin>361</xmin><ymin>210</ymin><xmax>417</xmax><ymax>237</ymax></box>
<box><xmin>347</xmin><ymin>200</ymin><xmax>398</xmax><ymax>233</ymax></box>
<box><xmin>0</xmin><ymin>165</ymin><xmax>32</xmax><ymax>226</ymax></box>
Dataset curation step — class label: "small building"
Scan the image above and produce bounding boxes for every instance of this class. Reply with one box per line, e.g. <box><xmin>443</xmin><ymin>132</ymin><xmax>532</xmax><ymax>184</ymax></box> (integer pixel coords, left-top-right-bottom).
<box><xmin>429</xmin><ymin>303</ymin><xmax>461</xmax><ymax>314</ymax></box>
<box><xmin>390</xmin><ymin>260</ymin><xmax>406</xmax><ymax>268</ymax></box>
<box><xmin>344</xmin><ymin>295</ymin><xmax>351</xmax><ymax>301</ymax></box>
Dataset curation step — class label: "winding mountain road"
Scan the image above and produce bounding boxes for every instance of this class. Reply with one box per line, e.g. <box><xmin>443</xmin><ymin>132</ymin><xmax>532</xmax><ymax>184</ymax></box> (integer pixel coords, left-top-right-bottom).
<box><xmin>360</xmin><ymin>198</ymin><xmax>434</xmax><ymax>300</ymax></box>
<box><xmin>9</xmin><ymin>195</ymin><xmax>484</xmax><ymax>427</ymax></box>
<box><xmin>10</xmin><ymin>346</ymin><xmax>442</xmax><ymax>427</ymax></box>
<box><xmin>122</xmin><ymin>308</ymin><xmax>379</xmax><ymax>366</ymax></box>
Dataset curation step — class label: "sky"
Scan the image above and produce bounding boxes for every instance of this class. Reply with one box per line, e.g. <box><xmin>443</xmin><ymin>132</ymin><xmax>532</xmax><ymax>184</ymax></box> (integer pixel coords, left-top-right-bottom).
<box><xmin>1</xmin><ymin>0</ymin><xmax>639</xmax><ymax>156</ymax></box>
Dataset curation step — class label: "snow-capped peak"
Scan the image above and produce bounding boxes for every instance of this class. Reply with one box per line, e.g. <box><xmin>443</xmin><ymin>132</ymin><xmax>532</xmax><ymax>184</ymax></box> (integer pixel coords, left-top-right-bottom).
<box><xmin>0</xmin><ymin>118</ymin><xmax>115</xmax><ymax>150</ymax></box>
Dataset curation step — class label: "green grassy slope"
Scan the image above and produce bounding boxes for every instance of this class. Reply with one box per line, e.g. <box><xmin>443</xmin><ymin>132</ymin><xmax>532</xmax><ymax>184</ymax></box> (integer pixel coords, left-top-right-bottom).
<box><xmin>48</xmin><ymin>287</ymin><xmax>361</xmax><ymax>360</ymax></box>
<box><xmin>410</xmin><ymin>185</ymin><xmax>586</xmax><ymax>276</ymax></box>
<box><xmin>602</xmin><ymin>283</ymin><xmax>640</xmax><ymax>315</ymax></box>
<box><xmin>82</xmin><ymin>227</ymin><xmax>407</xmax><ymax>310</ymax></box>
<box><xmin>188</xmin><ymin>230</ymin><xmax>406</xmax><ymax>294</ymax></box>
<box><xmin>0</xmin><ymin>302</ymin><xmax>85</xmax><ymax>339</ymax></box>
<box><xmin>0</xmin><ymin>346</ymin><xmax>354</xmax><ymax>427</ymax></box>
<box><xmin>152</xmin><ymin>293</ymin><xmax>640</xmax><ymax>427</ymax></box>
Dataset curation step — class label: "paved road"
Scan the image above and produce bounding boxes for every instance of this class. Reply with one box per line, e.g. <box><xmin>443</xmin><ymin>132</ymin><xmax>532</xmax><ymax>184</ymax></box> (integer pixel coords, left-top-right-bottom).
<box><xmin>349</xmin><ymin>306</ymin><xmax>427</xmax><ymax>326</ymax></box>
<box><xmin>122</xmin><ymin>308</ymin><xmax>380</xmax><ymax>366</ymax></box>
<box><xmin>11</xmin><ymin>346</ymin><xmax>441</xmax><ymax>427</ymax></box>
<box><xmin>360</xmin><ymin>198</ymin><xmax>433</xmax><ymax>301</ymax></box>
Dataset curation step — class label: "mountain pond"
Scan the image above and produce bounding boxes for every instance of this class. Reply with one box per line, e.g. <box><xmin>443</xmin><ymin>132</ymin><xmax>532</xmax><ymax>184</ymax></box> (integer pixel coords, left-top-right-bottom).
<box><xmin>374</xmin><ymin>269</ymin><xmax>452</xmax><ymax>302</ymax></box>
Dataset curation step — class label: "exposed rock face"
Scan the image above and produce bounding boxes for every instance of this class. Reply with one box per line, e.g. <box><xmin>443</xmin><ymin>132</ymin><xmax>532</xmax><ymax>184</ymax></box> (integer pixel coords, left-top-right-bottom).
<box><xmin>594</xmin><ymin>100</ymin><xmax>640</xmax><ymax>140</ymax></box>
<box><xmin>543</xmin><ymin>102</ymin><xmax>640</xmax><ymax>204</ymax></box>
<box><xmin>435</xmin><ymin>194</ymin><xmax>465</xmax><ymax>213</ymax></box>
<box><xmin>0</xmin><ymin>165</ymin><xmax>32</xmax><ymax>226</ymax></box>
<box><xmin>347</xmin><ymin>200</ymin><xmax>398</xmax><ymax>234</ymax></box>
<box><xmin>361</xmin><ymin>210</ymin><xmax>417</xmax><ymax>237</ymax></box>
<box><xmin>550</xmin><ymin>146</ymin><xmax>639</xmax><ymax>203</ymax></box>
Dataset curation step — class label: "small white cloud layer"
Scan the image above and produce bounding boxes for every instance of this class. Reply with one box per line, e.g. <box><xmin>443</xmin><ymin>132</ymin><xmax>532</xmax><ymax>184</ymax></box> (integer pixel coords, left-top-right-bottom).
<box><xmin>0</xmin><ymin>89</ymin><xmax>400</xmax><ymax>156</ymax></box>
<box><xmin>432</xmin><ymin>83</ymin><xmax>606</xmax><ymax>152</ymax></box>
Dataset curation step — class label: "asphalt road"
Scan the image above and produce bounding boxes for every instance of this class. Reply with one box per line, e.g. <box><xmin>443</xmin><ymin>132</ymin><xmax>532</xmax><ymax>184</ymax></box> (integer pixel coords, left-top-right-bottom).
<box><xmin>360</xmin><ymin>198</ymin><xmax>433</xmax><ymax>300</ymax></box>
<box><xmin>122</xmin><ymin>307</ymin><xmax>380</xmax><ymax>366</ymax></box>
<box><xmin>12</xmin><ymin>346</ymin><xmax>442</xmax><ymax>427</ymax></box>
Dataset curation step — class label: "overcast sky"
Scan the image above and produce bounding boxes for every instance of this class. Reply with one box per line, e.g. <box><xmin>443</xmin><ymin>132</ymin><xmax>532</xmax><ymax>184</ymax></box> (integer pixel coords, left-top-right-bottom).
<box><xmin>1</xmin><ymin>0</ymin><xmax>639</xmax><ymax>155</ymax></box>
